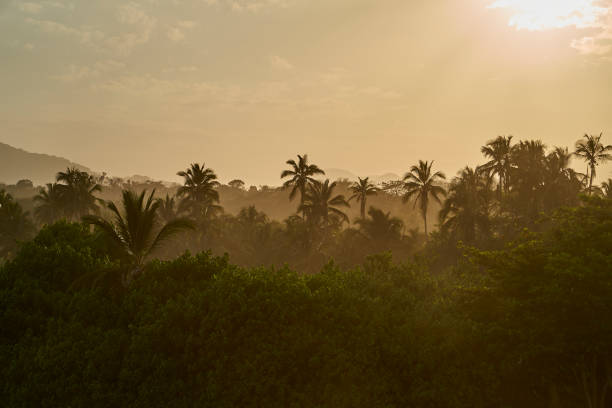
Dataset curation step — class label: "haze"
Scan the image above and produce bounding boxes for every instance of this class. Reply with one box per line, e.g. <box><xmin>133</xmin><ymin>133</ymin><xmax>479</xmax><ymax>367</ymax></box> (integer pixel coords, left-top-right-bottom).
<box><xmin>1</xmin><ymin>0</ymin><xmax>611</xmax><ymax>184</ymax></box>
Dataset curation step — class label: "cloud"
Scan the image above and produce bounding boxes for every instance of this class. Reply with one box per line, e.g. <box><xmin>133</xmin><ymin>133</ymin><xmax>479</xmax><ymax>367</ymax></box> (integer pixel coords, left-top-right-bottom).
<box><xmin>18</xmin><ymin>2</ymin><xmax>43</xmax><ymax>14</ymax></box>
<box><xmin>166</xmin><ymin>27</ymin><xmax>185</xmax><ymax>42</ymax></box>
<box><xmin>25</xmin><ymin>3</ymin><xmax>156</xmax><ymax>56</ymax></box>
<box><xmin>178</xmin><ymin>20</ymin><xmax>196</xmax><ymax>29</ymax></box>
<box><xmin>52</xmin><ymin>60</ymin><xmax>125</xmax><ymax>83</ymax></box>
<box><xmin>166</xmin><ymin>20</ymin><xmax>196</xmax><ymax>42</ymax></box>
<box><xmin>203</xmin><ymin>0</ymin><xmax>294</xmax><ymax>12</ymax></box>
<box><xmin>571</xmin><ymin>34</ymin><xmax>612</xmax><ymax>54</ymax></box>
<box><xmin>489</xmin><ymin>0</ymin><xmax>612</xmax><ymax>56</ymax></box>
<box><xmin>25</xmin><ymin>17</ymin><xmax>102</xmax><ymax>43</ymax></box>
<box><xmin>117</xmin><ymin>2</ymin><xmax>153</xmax><ymax>26</ymax></box>
<box><xmin>15</xmin><ymin>1</ymin><xmax>74</xmax><ymax>14</ymax></box>
<box><xmin>163</xmin><ymin>66</ymin><xmax>199</xmax><ymax>73</ymax></box>
<box><xmin>89</xmin><ymin>66</ymin><xmax>403</xmax><ymax>119</ymax></box>
<box><xmin>269</xmin><ymin>55</ymin><xmax>294</xmax><ymax>70</ymax></box>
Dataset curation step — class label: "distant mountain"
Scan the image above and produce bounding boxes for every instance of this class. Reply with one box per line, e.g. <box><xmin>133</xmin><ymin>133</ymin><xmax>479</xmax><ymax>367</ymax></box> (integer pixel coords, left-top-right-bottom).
<box><xmin>320</xmin><ymin>168</ymin><xmax>358</xmax><ymax>182</ymax></box>
<box><xmin>320</xmin><ymin>168</ymin><xmax>401</xmax><ymax>185</ymax></box>
<box><xmin>0</xmin><ymin>142</ymin><xmax>91</xmax><ymax>186</ymax></box>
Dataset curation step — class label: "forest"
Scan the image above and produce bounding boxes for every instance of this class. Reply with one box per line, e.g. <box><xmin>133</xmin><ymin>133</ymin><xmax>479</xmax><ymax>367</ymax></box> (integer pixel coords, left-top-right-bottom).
<box><xmin>1</xmin><ymin>133</ymin><xmax>612</xmax><ymax>407</ymax></box>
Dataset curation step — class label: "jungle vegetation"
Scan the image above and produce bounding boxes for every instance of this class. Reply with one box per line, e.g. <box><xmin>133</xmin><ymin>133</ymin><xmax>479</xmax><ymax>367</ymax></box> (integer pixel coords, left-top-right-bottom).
<box><xmin>1</xmin><ymin>133</ymin><xmax>611</xmax><ymax>407</ymax></box>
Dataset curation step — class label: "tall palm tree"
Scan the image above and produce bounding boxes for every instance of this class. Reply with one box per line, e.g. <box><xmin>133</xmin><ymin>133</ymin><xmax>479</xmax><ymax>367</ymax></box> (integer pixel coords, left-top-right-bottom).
<box><xmin>300</xmin><ymin>180</ymin><xmax>350</xmax><ymax>227</ymax></box>
<box><xmin>402</xmin><ymin>160</ymin><xmax>446</xmax><ymax>237</ymax></box>
<box><xmin>56</xmin><ymin>167</ymin><xmax>102</xmax><ymax>220</ymax></box>
<box><xmin>349</xmin><ymin>177</ymin><xmax>379</xmax><ymax>220</ymax></box>
<box><xmin>177</xmin><ymin>163</ymin><xmax>221</xmax><ymax>220</ymax></box>
<box><xmin>281</xmin><ymin>154</ymin><xmax>325</xmax><ymax>215</ymax></box>
<box><xmin>439</xmin><ymin>167</ymin><xmax>492</xmax><ymax>243</ymax></box>
<box><xmin>34</xmin><ymin>183</ymin><xmax>65</xmax><ymax>225</ymax></box>
<box><xmin>479</xmin><ymin>135</ymin><xmax>514</xmax><ymax>199</ymax></box>
<box><xmin>83</xmin><ymin>190</ymin><xmax>194</xmax><ymax>270</ymax></box>
<box><xmin>574</xmin><ymin>133</ymin><xmax>612</xmax><ymax>193</ymax></box>
<box><xmin>355</xmin><ymin>207</ymin><xmax>403</xmax><ymax>243</ymax></box>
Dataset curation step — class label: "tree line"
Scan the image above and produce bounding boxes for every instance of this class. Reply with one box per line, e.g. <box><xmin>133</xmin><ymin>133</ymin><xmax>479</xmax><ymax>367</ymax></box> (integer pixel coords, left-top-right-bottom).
<box><xmin>1</xmin><ymin>133</ymin><xmax>611</xmax><ymax>271</ymax></box>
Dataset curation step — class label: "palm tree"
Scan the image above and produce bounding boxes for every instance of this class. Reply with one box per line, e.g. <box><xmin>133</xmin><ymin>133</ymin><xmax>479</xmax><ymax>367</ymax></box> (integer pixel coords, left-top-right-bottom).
<box><xmin>349</xmin><ymin>177</ymin><xmax>379</xmax><ymax>220</ymax></box>
<box><xmin>479</xmin><ymin>135</ymin><xmax>514</xmax><ymax>199</ymax></box>
<box><xmin>177</xmin><ymin>163</ymin><xmax>221</xmax><ymax>220</ymax></box>
<box><xmin>574</xmin><ymin>133</ymin><xmax>612</xmax><ymax>193</ymax></box>
<box><xmin>34</xmin><ymin>183</ymin><xmax>65</xmax><ymax>225</ymax></box>
<box><xmin>600</xmin><ymin>179</ymin><xmax>612</xmax><ymax>199</ymax></box>
<box><xmin>300</xmin><ymin>179</ymin><xmax>350</xmax><ymax>228</ymax></box>
<box><xmin>508</xmin><ymin>140</ymin><xmax>548</xmax><ymax>219</ymax></box>
<box><xmin>439</xmin><ymin>167</ymin><xmax>492</xmax><ymax>243</ymax></box>
<box><xmin>56</xmin><ymin>167</ymin><xmax>102</xmax><ymax>220</ymax></box>
<box><xmin>542</xmin><ymin>147</ymin><xmax>582</xmax><ymax>210</ymax></box>
<box><xmin>402</xmin><ymin>160</ymin><xmax>446</xmax><ymax>237</ymax></box>
<box><xmin>281</xmin><ymin>154</ymin><xmax>325</xmax><ymax>216</ymax></box>
<box><xmin>355</xmin><ymin>207</ymin><xmax>403</xmax><ymax>243</ymax></box>
<box><xmin>83</xmin><ymin>190</ymin><xmax>194</xmax><ymax>271</ymax></box>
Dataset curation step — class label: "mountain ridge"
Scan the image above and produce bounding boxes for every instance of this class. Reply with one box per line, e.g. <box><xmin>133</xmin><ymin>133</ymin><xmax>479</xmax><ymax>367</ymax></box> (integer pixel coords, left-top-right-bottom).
<box><xmin>0</xmin><ymin>142</ymin><xmax>91</xmax><ymax>185</ymax></box>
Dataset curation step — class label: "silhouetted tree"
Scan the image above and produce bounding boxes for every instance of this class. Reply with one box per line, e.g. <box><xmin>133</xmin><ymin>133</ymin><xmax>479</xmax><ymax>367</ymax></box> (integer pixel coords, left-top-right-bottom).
<box><xmin>402</xmin><ymin>160</ymin><xmax>446</xmax><ymax>237</ymax></box>
<box><xmin>83</xmin><ymin>190</ymin><xmax>194</xmax><ymax>275</ymax></box>
<box><xmin>300</xmin><ymin>179</ymin><xmax>350</xmax><ymax>228</ymax></box>
<box><xmin>228</xmin><ymin>179</ymin><xmax>246</xmax><ymax>190</ymax></box>
<box><xmin>439</xmin><ymin>167</ymin><xmax>492</xmax><ymax>243</ymax></box>
<box><xmin>542</xmin><ymin>147</ymin><xmax>582</xmax><ymax>210</ymax></box>
<box><xmin>16</xmin><ymin>179</ymin><xmax>34</xmax><ymax>189</ymax></box>
<box><xmin>356</xmin><ymin>206</ymin><xmax>403</xmax><ymax>243</ymax></box>
<box><xmin>349</xmin><ymin>177</ymin><xmax>379</xmax><ymax>220</ymax></box>
<box><xmin>507</xmin><ymin>140</ymin><xmax>547</xmax><ymax>219</ymax></box>
<box><xmin>0</xmin><ymin>190</ymin><xmax>34</xmax><ymax>258</ymax></box>
<box><xmin>479</xmin><ymin>135</ymin><xmax>513</xmax><ymax>199</ymax></box>
<box><xmin>381</xmin><ymin>180</ymin><xmax>405</xmax><ymax>196</ymax></box>
<box><xmin>34</xmin><ymin>183</ymin><xmax>64</xmax><ymax>225</ymax></box>
<box><xmin>177</xmin><ymin>163</ymin><xmax>221</xmax><ymax>222</ymax></box>
<box><xmin>56</xmin><ymin>167</ymin><xmax>102</xmax><ymax>221</ymax></box>
<box><xmin>281</xmin><ymin>154</ymin><xmax>325</xmax><ymax>216</ymax></box>
<box><xmin>574</xmin><ymin>133</ymin><xmax>612</xmax><ymax>193</ymax></box>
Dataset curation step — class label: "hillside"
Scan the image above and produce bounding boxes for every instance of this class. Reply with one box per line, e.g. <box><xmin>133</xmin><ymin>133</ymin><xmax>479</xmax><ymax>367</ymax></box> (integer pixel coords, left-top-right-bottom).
<box><xmin>0</xmin><ymin>142</ymin><xmax>90</xmax><ymax>185</ymax></box>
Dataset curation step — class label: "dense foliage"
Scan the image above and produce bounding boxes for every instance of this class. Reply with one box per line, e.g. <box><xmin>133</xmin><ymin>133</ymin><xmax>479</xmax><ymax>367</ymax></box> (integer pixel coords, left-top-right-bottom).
<box><xmin>1</xmin><ymin>197</ymin><xmax>611</xmax><ymax>407</ymax></box>
<box><xmin>1</xmin><ymin>134</ymin><xmax>611</xmax><ymax>405</ymax></box>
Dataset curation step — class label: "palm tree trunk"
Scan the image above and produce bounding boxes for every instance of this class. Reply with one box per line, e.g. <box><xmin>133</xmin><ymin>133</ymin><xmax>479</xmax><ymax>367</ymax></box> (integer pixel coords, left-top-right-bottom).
<box><xmin>589</xmin><ymin>165</ymin><xmax>595</xmax><ymax>194</ymax></box>
<box><xmin>504</xmin><ymin>172</ymin><xmax>510</xmax><ymax>194</ymax></box>
<box><xmin>423</xmin><ymin>210</ymin><xmax>428</xmax><ymax>238</ymax></box>
<box><xmin>300</xmin><ymin>185</ymin><xmax>306</xmax><ymax>219</ymax></box>
<box><xmin>586</xmin><ymin>166</ymin><xmax>590</xmax><ymax>192</ymax></box>
<box><xmin>361</xmin><ymin>199</ymin><xmax>366</xmax><ymax>220</ymax></box>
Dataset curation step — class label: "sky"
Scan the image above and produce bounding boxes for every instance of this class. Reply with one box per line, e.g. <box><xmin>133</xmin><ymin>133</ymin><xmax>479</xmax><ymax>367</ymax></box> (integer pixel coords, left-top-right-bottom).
<box><xmin>1</xmin><ymin>0</ymin><xmax>611</xmax><ymax>185</ymax></box>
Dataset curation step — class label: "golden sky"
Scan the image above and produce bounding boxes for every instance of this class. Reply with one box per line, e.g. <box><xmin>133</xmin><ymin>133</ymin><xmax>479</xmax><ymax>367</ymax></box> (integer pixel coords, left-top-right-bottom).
<box><xmin>1</xmin><ymin>0</ymin><xmax>611</xmax><ymax>184</ymax></box>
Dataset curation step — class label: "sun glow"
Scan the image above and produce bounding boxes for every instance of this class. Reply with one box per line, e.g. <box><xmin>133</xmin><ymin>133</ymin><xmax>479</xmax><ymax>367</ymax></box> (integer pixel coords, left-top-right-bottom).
<box><xmin>488</xmin><ymin>0</ymin><xmax>606</xmax><ymax>30</ymax></box>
